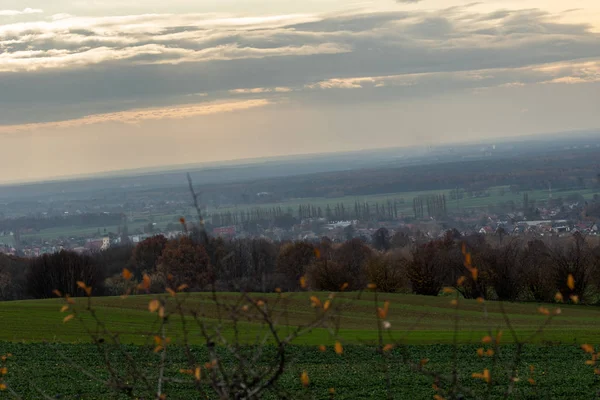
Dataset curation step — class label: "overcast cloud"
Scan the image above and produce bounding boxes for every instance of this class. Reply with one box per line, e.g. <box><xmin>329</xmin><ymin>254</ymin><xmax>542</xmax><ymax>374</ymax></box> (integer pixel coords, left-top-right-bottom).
<box><xmin>0</xmin><ymin>0</ymin><xmax>599</xmax><ymax>182</ymax></box>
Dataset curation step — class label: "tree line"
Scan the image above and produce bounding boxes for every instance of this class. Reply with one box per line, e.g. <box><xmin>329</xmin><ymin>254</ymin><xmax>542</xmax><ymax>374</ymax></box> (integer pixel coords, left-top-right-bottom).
<box><xmin>2</xmin><ymin>229</ymin><xmax>599</xmax><ymax>304</ymax></box>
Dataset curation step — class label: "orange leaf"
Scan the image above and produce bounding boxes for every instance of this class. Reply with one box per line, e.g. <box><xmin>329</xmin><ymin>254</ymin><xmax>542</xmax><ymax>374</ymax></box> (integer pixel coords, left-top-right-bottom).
<box><xmin>84</xmin><ymin>286</ymin><xmax>92</xmax><ymax>296</ymax></box>
<box><xmin>528</xmin><ymin>378</ymin><xmax>535</xmax><ymax>385</ymax></box>
<box><xmin>122</xmin><ymin>268</ymin><xmax>133</xmax><ymax>281</ymax></box>
<box><xmin>476</xmin><ymin>297</ymin><xmax>484</xmax><ymax>304</ymax></box>
<box><xmin>340</xmin><ymin>282</ymin><xmax>349</xmax><ymax>291</ymax></box>
<box><xmin>450</xmin><ymin>299</ymin><xmax>458</xmax><ymax>306</ymax></box>
<box><xmin>1</xmin><ymin>367</ymin><xmax>8</xmax><ymax>375</ymax></box>
<box><xmin>486</xmin><ymin>349</ymin><xmax>495</xmax><ymax>357</ymax></box>
<box><xmin>323</xmin><ymin>300</ymin><xmax>331</xmax><ymax>311</ymax></box>
<box><xmin>442</xmin><ymin>287</ymin><xmax>455</xmax><ymax>294</ymax></box>
<box><xmin>76</xmin><ymin>281</ymin><xmax>87</xmax><ymax>290</ymax></box>
<box><xmin>367</xmin><ymin>283</ymin><xmax>377</xmax><ymax>290</ymax></box>
<box><xmin>0</xmin><ymin>383</ymin><xmax>6</xmax><ymax>391</ymax></box>
<box><xmin>481</xmin><ymin>336</ymin><xmax>492</xmax><ymax>344</ymax></box>
<box><xmin>419</xmin><ymin>358</ymin><xmax>429</xmax><ymax>366</ymax></box>
<box><xmin>158</xmin><ymin>306</ymin><xmax>165</xmax><ymax>318</ymax></box>
<box><xmin>462</xmin><ymin>242</ymin><xmax>467</xmax><ymax>255</ymax></box>
<box><xmin>582</xmin><ymin>344</ymin><xmax>595</xmax><ymax>353</ymax></box>
<box><xmin>299</xmin><ymin>276</ymin><xmax>307</xmax><ymax>289</ymax></box>
<box><xmin>456</xmin><ymin>276</ymin><xmax>466</xmax><ymax>286</ymax></box>
<box><xmin>464</xmin><ymin>252</ymin><xmax>472</xmax><ymax>268</ymax></box>
<box><xmin>148</xmin><ymin>299</ymin><xmax>160</xmax><ymax>313</ymax></box>
<box><xmin>567</xmin><ymin>274</ymin><xmax>575</xmax><ymax>290</ymax></box>
<box><xmin>177</xmin><ymin>284</ymin><xmax>189</xmax><ymax>292</ymax></box>
<box><xmin>477</xmin><ymin>348</ymin><xmax>484</xmax><ymax>357</ymax></box>
<box><xmin>318</xmin><ymin>345</ymin><xmax>326</xmax><ymax>352</ymax></box>
<box><xmin>538</xmin><ymin>307</ymin><xmax>550</xmax><ymax>316</ymax></box>
<box><xmin>377</xmin><ymin>301</ymin><xmax>390</xmax><ymax>319</ymax></box>
<box><xmin>166</xmin><ymin>288</ymin><xmax>176</xmax><ymax>297</ymax></box>
<box><xmin>310</xmin><ymin>296</ymin><xmax>322</xmax><ymax>308</ymax></box>
<box><xmin>194</xmin><ymin>367</ymin><xmax>201</xmax><ymax>381</ymax></box>
<box><xmin>63</xmin><ymin>314</ymin><xmax>74</xmax><ymax>323</ymax></box>
<box><xmin>383</xmin><ymin>344</ymin><xmax>394</xmax><ymax>352</ymax></box>
<box><xmin>60</xmin><ymin>305</ymin><xmax>69</xmax><ymax>313</ymax></box>
<box><xmin>138</xmin><ymin>274</ymin><xmax>151</xmax><ymax>291</ymax></box>
<box><xmin>52</xmin><ymin>290</ymin><xmax>62</xmax><ymax>297</ymax></box>
<box><xmin>334</xmin><ymin>341</ymin><xmax>343</xmax><ymax>355</ymax></box>
<box><xmin>314</xmin><ymin>248</ymin><xmax>321</xmax><ymax>259</ymax></box>
<box><xmin>301</xmin><ymin>371</ymin><xmax>309</xmax><ymax>387</ymax></box>
<box><xmin>470</xmin><ymin>267</ymin><xmax>478</xmax><ymax>281</ymax></box>
<box><xmin>496</xmin><ymin>331</ymin><xmax>503</xmax><ymax>344</ymax></box>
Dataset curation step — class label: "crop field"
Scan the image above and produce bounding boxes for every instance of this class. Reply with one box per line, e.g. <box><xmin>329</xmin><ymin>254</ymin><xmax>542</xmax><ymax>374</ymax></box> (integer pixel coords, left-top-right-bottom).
<box><xmin>1</xmin><ymin>293</ymin><xmax>599</xmax><ymax>398</ymax></box>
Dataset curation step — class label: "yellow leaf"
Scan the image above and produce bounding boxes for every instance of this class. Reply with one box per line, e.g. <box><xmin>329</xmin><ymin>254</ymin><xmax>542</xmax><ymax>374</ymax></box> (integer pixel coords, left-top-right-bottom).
<box><xmin>383</xmin><ymin>344</ymin><xmax>394</xmax><ymax>352</ymax></box>
<box><xmin>1</xmin><ymin>367</ymin><xmax>7</xmax><ymax>375</ymax></box>
<box><xmin>158</xmin><ymin>306</ymin><xmax>165</xmax><ymax>318</ymax></box>
<box><xmin>60</xmin><ymin>305</ymin><xmax>69</xmax><ymax>313</ymax></box>
<box><xmin>122</xmin><ymin>268</ymin><xmax>133</xmax><ymax>281</ymax></box>
<box><xmin>555</xmin><ymin>292</ymin><xmax>564</xmax><ymax>303</ymax></box>
<box><xmin>442</xmin><ymin>287</ymin><xmax>455</xmax><ymax>294</ymax></box>
<box><xmin>76</xmin><ymin>281</ymin><xmax>87</xmax><ymax>290</ymax></box>
<box><xmin>567</xmin><ymin>274</ymin><xmax>575</xmax><ymax>290</ymax></box>
<box><xmin>194</xmin><ymin>367</ymin><xmax>201</xmax><ymax>381</ymax></box>
<box><xmin>275</xmin><ymin>287</ymin><xmax>282</xmax><ymax>293</ymax></box>
<box><xmin>323</xmin><ymin>300</ymin><xmax>331</xmax><ymax>311</ymax></box>
<box><xmin>63</xmin><ymin>314</ymin><xmax>74</xmax><ymax>323</ymax></box>
<box><xmin>0</xmin><ymin>383</ymin><xmax>6</xmax><ymax>391</ymax></box>
<box><xmin>52</xmin><ymin>290</ymin><xmax>62</xmax><ymax>297</ymax></box>
<box><xmin>154</xmin><ymin>346</ymin><xmax>163</xmax><ymax>353</ymax></box>
<box><xmin>148</xmin><ymin>299</ymin><xmax>160</xmax><ymax>313</ymax></box>
<box><xmin>177</xmin><ymin>284</ymin><xmax>189</xmax><ymax>292</ymax></box>
<box><xmin>65</xmin><ymin>295</ymin><xmax>75</xmax><ymax>304</ymax></box>
<box><xmin>310</xmin><ymin>296</ymin><xmax>322</xmax><ymax>308</ymax></box>
<box><xmin>299</xmin><ymin>276</ymin><xmax>307</xmax><ymax>289</ymax></box>
<box><xmin>450</xmin><ymin>299</ymin><xmax>458</xmax><ymax>306</ymax></box>
<box><xmin>433</xmin><ymin>395</ymin><xmax>445</xmax><ymax>400</ymax></box>
<box><xmin>340</xmin><ymin>282</ymin><xmax>349</xmax><ymax>291</ymax></box>
<box><xmin>570</xmin><ymin>295</ymin><xmax>579</xmax><ymax>304</ymax></box>
<box><xmin>554</xmin><ymin>308</ymin><xmax>562</xmax><ymax>315</ymax></box>
<box><xmin>457</xmin><ymin>276</ymin><xmax>466</xmax><ymax>286</ymax></box>
<box><xmin>334</xmin><ymin>341</ymin><xmax>343</xmax><ymax>355</ymax></box>
<box><xmin>166</xmin><ymin>288</ymin><xmax>176</xmax><ymax>297</ymax></box>
<box><xmin>84</xmin><ymin>286</ymin><xmax>92</xmax><ymax>296</ymax></box>
<box><xmin>256</xmin><ymin>300</ymin><xmax>265</xmax><ymax>307</ymax></box>
<box><xmin>179</xmin><ymin>369</ymin><xmax>193</xmax><ymax>375</ymax></box>
<box><xmin>301</xmin><ymin>371</ymin><xmax>309</xmax><ymax>387</ymax></box>
<box><xmin>582</xmin><ymin>344</ymin><xmax>595</xmax><ymax>353</ymax></box>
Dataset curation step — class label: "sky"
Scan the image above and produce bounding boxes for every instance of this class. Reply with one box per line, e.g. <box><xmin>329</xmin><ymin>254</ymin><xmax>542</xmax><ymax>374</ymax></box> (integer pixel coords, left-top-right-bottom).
<box><xmin>0</xmin><ymin>0</ymin><xmax>599</xmax><ymax>183</ymax></box>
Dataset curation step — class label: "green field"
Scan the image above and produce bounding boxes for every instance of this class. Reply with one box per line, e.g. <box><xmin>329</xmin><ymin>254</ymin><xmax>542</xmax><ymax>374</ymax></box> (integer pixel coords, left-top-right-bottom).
<box><xmin>1</xmin><ymin>292</ymin><xmax>599</xmax><ymax>345</ymax></box>
<box><xmin>1</xmin><ymin>293</ymin><xmax>600</xmax><ymax>399</ymax></box>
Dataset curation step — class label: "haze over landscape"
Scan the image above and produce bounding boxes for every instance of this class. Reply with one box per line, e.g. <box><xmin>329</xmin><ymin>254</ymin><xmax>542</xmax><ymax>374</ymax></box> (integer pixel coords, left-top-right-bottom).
<box><xmin>1</xmin><ymin>0</ymin><xmax>599</xmax><ymax>182</ymax></box>
<box><xmin>3</xmin><ymin>2</ymin><xmax>600</xmax><ymax>399</ymax></box>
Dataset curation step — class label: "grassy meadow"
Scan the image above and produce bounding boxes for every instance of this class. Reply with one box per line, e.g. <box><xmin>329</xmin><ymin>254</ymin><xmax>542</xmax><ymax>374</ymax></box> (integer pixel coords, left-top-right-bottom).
<box><xmin>1</xmin><ymin>293</ymin><xmax>600</xmax><ymax>398</ymax></box>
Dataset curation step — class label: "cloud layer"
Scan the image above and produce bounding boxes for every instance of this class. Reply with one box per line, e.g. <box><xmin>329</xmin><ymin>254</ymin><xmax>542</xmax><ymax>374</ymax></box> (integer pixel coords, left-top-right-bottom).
<box><xmin>0</xmin><ymin>4</ymin><xmax>599</xmax><ymax>129</ymax></box>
